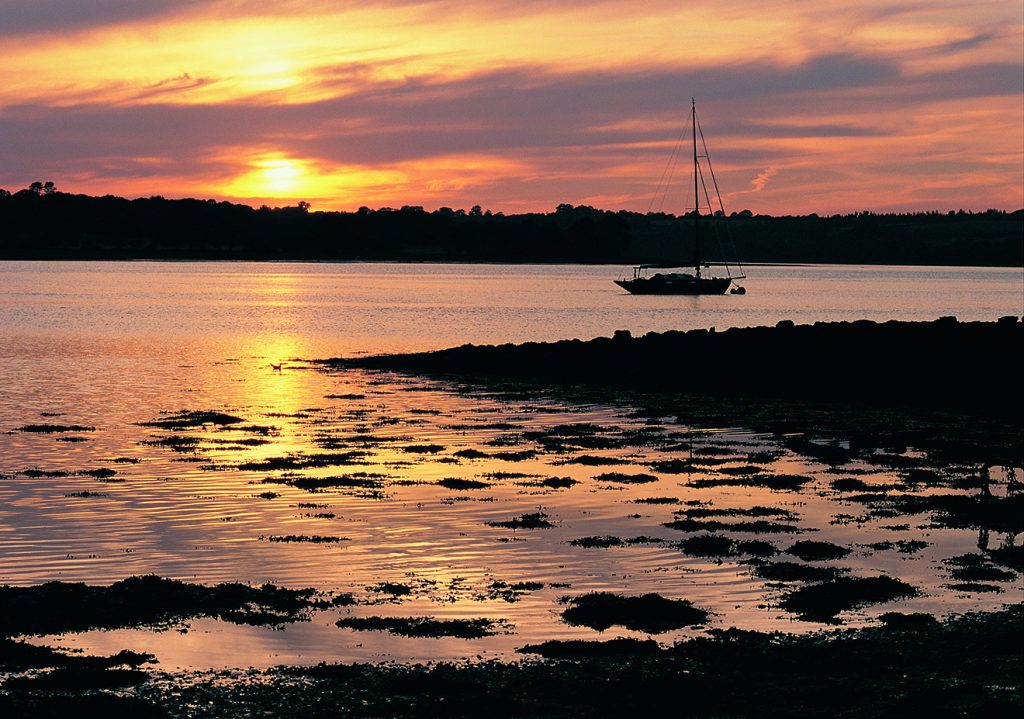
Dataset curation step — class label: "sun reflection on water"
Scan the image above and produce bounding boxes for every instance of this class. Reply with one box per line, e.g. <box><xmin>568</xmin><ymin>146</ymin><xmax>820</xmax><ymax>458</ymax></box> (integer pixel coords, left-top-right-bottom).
<box><xmin>2</xmin><ymin>354</ymin><xmax>1020</xmax><ymax>669</ymax></box>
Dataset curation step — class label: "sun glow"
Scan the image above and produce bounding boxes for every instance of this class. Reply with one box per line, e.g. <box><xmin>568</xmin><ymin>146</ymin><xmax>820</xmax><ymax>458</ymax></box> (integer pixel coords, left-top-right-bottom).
<box><xmin>215</xmin><ymin>149</ymin><xmax>537</xmax><ymax>209</ymax></box>
<box><xmin>218</xmin><ymin>151</ymin><xmax>413</xmax><ymax>207</ymax></box>
<box><xmin>258</xmin><ymin>157</ymin><xmax>305</xmax><ymax>194</ymax></box>
<box><xmin>222</xmin><ymin>154</ymin><xmax>317</xmax><ymax>199</ymax></box>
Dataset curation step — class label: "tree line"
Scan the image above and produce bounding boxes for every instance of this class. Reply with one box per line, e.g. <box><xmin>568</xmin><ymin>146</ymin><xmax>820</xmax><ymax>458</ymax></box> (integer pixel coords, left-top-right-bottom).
<box><xmin>1</xmin><ymin>185</ymin><xmax>1020</xmax><ymax>266</ymax></box>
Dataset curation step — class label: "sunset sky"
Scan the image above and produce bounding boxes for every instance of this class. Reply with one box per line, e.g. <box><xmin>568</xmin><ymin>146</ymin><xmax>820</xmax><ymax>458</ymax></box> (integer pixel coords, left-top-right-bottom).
<box><xmin>1</xmin><ymin>1</ymin><xmax>1021</xmax><ymax>214</ymax></box>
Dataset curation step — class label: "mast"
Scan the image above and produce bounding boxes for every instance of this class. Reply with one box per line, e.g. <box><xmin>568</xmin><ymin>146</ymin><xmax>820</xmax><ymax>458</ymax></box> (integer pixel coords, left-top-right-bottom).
<box><xmin>692</xmin><ymin>98</ymin><xmax>700</xmax><ymax>277</ymax></box>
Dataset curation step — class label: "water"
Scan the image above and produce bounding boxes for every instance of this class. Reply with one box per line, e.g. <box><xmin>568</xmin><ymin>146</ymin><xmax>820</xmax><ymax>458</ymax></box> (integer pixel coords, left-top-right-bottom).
<box><xmin>0</xmin><ymin>261</ymin><xmax>1020</xmax><ymax>669</ymax></box>
<box><xmin>1</xmin><ymin>262</ymin><xmax>1019</xmax><ymax>358</ymax></box>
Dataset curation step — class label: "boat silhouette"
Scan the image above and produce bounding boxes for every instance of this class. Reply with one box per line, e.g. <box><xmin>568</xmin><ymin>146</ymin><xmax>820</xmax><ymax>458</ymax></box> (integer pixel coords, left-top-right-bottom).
<box><xmin>616</xmin><ymin>99</ymin><xmax>745</xmax><ymax>295</ymax></box>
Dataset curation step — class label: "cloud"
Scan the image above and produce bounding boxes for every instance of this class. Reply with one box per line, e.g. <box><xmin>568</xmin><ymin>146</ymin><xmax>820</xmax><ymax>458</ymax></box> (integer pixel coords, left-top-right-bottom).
<box><xmin>0</xmin><ymin>1</ymin><xmax>194</xmax><ymax>37</ymax></box>
<box><xmin>727</xmin><ymin>168</ymin><xmax>779</xmax><ymax>200</ymax></box>
<box><xmin>129</xmin><ymin>74</ymin><xmax>218</xmax><ymax>102</ymax></box>
<box><xmin>1</xmin><ymin>53</ymin><xmax>902</xmax><ymax>163</ymax></box>
<box><xmin>1</xmin><ymin>45</ymin><xmax>1020</xmax><ymax>212</ymax></box>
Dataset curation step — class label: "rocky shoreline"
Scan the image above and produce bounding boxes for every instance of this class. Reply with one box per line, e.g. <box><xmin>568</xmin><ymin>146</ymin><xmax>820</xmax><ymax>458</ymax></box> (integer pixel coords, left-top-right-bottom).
<box><xmin>2</xmin><ymin>604</ymin><xmax>1020</xmax><ymax>718</ymax></box>
<box><xmin>322</xmin><ymin>317</ymin><xmax>1023</xmax><ymax>414</ymax></box>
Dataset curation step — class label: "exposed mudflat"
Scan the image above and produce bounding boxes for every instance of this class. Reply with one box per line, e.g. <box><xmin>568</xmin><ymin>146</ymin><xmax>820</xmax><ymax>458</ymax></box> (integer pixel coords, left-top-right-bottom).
<box><xmin>2</xmin><ymin>607</ymin><xmax>1018</xmax><ymax>718</ymax></box>
<box><xmin>1</xmin><ymin>319</ymin><xmax>1021</xmax><ymax>715</ymax></box>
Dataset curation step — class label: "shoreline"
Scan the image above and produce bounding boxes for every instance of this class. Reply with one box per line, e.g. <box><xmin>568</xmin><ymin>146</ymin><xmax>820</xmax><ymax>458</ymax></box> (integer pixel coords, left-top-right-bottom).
<box><xmin>1</xmin><ymin>258</ymin><xmax>1021</xmax><ymax>269</ymax></box>
<box><xmin>321</xmin><ymin>317</ymin><xmax>1024</xmax><ymax>415</ymax></box>
<box><xmin>2</xmin><ymin>603</ymin><xmax>1020</xmax><ymax>718</ymax></box>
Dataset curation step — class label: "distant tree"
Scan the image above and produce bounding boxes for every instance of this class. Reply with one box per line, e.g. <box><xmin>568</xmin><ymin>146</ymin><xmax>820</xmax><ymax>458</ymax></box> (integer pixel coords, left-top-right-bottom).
<box><xmin>0</xmin><ymin>188</ymin><xmax>10</xmax><ymax>197</ymax></box>
<box><xmin>0</xmin><ymin>190</ymin><xmax>1020</xmax><ymax>265</ymax></box>
<box><xmin>27</xmin><ymin>181</ymin><xmax>57</xmax><ymax>194</ymax></box>
<box><xmin>297</xmin><ymin>201</ymin><xmax>310</xmax><ymax>212</ymax></box>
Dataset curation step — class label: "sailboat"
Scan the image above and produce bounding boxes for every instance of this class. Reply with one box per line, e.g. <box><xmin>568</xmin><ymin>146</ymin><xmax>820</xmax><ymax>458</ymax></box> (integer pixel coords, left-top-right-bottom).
<box><xmin>615</xmin><ymin>99</ymin><xmax>745</xmax><ymax>295</ymax></box>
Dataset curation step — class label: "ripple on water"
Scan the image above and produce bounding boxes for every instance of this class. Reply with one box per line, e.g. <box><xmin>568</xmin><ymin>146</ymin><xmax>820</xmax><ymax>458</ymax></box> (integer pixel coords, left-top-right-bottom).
<box><xmin>2</xmin><ymin>358</ymin><xmax>1021</xmax><ymax>668</ymax></box>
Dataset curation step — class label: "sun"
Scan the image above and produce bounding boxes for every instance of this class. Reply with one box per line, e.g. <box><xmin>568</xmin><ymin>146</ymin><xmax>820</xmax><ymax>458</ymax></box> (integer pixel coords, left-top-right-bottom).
<box><xmin>221</xmin><ymin>153</ymin><xmax>315</xmax><ymax>199</ymax></box>
<box><xmin>218</xmin><ymin>150</ymin><xmax>409</xmax><ymax>207</ymax></box>
<box><xmin>258</xmin><ymin>157</ymin><xmax>305</xmax><ymax>194</ymax></box>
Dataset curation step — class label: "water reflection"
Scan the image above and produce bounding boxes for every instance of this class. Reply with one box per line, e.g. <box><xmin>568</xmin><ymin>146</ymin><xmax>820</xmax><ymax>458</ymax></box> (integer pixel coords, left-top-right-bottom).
<box><xmin>0</xmin><ymin>262</ymin><xmax>1021</xmax><ymax>669</ymax></box>
<box><xmin>1</xmin><ymin>262</ymin><xmax>1021</xmax><ymax>357</ymax></box>
<box><xmin>2</xmin><ymin>356</ymin><xmax>1020</xmax><ymax>668</ymax></box>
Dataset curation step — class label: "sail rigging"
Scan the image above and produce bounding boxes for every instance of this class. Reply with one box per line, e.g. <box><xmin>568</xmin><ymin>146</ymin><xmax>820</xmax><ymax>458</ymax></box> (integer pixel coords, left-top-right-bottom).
<box><xmin>615</xmin><ymin>98</ymin><xmax>746</xmax><ymax>296</ymax></box>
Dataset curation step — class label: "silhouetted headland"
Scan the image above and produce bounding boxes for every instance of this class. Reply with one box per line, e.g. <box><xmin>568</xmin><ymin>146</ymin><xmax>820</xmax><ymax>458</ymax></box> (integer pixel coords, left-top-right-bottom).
<box><xmin>2</xmin><ymin>186</ymin><xmax>1021</xmax><ymax>265</ymax></box>
<box><xmin>322</xmin><ymin>318</ymin><xmax>1023</xmax><ymax>414</ymax></box>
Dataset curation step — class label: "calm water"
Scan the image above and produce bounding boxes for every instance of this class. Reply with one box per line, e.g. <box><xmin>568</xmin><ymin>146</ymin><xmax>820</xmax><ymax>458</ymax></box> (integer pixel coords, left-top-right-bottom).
<box><xmin>1</xmin><ymin>262</ymin><xmax>1020</xmax><ymax>360</ymax></box>
<box><xmin>0</xmin><ymin>261</ymin><xmax>1020</xmax><ymax>669</ymax></box>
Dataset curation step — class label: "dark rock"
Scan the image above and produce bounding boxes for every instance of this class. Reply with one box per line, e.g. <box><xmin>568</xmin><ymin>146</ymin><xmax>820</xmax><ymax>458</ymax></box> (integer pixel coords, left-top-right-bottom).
<box><xmin>560</xmin><ymin>592</ymin><xmax>708</xmax><ymax>633</ymax></box>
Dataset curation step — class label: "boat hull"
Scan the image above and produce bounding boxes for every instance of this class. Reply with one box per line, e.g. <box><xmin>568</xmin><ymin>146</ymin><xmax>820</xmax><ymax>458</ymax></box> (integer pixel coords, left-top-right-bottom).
<box><xmin>615</xmin><ymin>276</ymin><xmax>732</xmax><ymax>295</ymax></box>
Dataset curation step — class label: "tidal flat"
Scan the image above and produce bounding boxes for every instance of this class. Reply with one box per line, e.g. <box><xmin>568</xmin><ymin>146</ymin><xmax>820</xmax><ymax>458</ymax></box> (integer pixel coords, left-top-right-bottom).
<box><xmin>1</xmin><ymin>315</ymin><xmax>1021</xmax><ymax>715</ymax></box>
